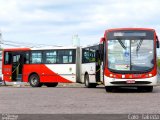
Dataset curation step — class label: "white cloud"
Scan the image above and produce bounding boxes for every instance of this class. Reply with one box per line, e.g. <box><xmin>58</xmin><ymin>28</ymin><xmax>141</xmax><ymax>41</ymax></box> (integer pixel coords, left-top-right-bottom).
<box><xmin>0</xmin><ymin>0</ymin><xmax>160</xmax><ymax>47</ymax></box>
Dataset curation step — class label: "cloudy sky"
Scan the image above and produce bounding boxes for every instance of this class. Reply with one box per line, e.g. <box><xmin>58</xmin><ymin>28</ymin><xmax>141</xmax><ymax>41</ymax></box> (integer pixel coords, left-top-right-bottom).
<box><xmin>0</xmin><ymin>0</ymin><xmax>160</xmax><ymax>47</ymax></box>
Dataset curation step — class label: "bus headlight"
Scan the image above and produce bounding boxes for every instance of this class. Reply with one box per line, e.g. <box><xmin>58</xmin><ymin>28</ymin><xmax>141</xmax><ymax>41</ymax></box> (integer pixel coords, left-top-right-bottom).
<box><xmin>145</xmin><ymin>74</ymin><xmax>149</xmax><ymax>77</ymax></box>
<box><xmin>110</xmin><ymin>74</ymin><xmax>113</xmax><ymax>77</ymax></box>
<box><xmin>122</xmin><ymin>75</ymin><xmax>125</xmax><ymax>78</ymax></box>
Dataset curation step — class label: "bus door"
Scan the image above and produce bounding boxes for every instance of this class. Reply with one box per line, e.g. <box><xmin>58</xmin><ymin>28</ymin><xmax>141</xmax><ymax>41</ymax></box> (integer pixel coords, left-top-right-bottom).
<box><xmin>12</xmin><ymin>52</ymin><xmax>24</xmax><ymax>82</ymax></box>
<box><xmin>95</xmin><ymin>50</ymin><xmax>101</xmax><ymax>82</ymax></box>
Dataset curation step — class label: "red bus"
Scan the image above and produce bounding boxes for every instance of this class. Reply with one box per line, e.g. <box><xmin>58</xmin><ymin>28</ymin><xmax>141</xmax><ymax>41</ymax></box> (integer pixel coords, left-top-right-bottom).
<box><xmin>100</xmin><ymin>28</ymin><xmax>159</xmax><ymax>92</ymax></box>
<box><xmin>2</xmin><ymin>47</ymin><xmax>79</xmax><ymax>87</ymax></box>
<box><xmin>1</xmin><ymin>45</ymin><xmax>101</xmax><ymax>87</ymax></box>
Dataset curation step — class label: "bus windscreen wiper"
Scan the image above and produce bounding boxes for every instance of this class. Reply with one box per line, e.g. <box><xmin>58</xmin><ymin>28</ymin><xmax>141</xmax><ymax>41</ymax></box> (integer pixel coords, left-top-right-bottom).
<box><xmin>118</xmin><ymin>39</ymin><xmax>126</xmax><ymax>50</ymax></box>
<box><xmin>136</xmin><ymin>39</ymin><xmax>143</xmax><ymax>56</ymax></box>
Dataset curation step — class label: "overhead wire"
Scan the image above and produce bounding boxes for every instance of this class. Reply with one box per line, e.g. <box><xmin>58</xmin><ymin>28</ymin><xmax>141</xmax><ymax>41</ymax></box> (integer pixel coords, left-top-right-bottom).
<box><xmin>1</xmin><ymin>39</ymin><xmax>62</xmax><ymax>48</ymax></box>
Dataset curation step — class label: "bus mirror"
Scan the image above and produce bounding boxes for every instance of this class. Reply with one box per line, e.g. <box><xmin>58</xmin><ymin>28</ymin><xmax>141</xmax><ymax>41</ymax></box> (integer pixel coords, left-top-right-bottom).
<box><xmin>100</xmin><ymin>37</ymin><xmax>105</xmax><ymax>43</ymax></box>
<box><xmin>99</xmin><ymin>37</ymin><xmax>105</xmax><ymax>61</ymax></box>
<box><xmin>99</xmin><ymin>44</ymin><xmax>104</xmax><ymax>61</ymax></box>
<box><xmin>156</xmin><ymin>36</ymin><xmax>159</xmax><ymax>48</ymax></box>
<box><xmin>157</xmin><ymin>40</ymin><xmax>159</xmax><ymax>48</ymax></box>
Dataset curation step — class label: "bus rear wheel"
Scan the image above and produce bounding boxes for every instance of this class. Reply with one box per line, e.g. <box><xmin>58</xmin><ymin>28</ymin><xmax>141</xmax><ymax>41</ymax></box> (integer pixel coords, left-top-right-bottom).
<box><xmin>29</xmin><ymin>74</ymin><xmax>42</xmax><ymax>87</ymax></box>
<box><xmin>44</xmin><ymin>83</ymin><xmax>58</xmax><ymax>87</ymax></box>
<box><xmin>84</xmin><ymin>74</ymin><xmax>97</xmax><ymax>88</ymax></box>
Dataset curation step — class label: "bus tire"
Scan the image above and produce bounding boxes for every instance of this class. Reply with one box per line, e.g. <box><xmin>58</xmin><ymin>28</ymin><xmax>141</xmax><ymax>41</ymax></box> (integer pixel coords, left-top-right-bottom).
<box><xmin>84</xmin><ymin>74</ymin><xmax>96</xmax><ymax>88</ymax></box>
<box><xmin>29</xmin><ymin>74</ymin><xmax>42</xmax><ymax>87</ymax></box>
<box><xmin>45</xmin><ymin>83</ymin><xmax>58</xmax><ymax>87</ymax></box>
<box><xmin>105</xmin><ymin>86</ymin><xmax>113</xmax><ymax>92</ymax></box>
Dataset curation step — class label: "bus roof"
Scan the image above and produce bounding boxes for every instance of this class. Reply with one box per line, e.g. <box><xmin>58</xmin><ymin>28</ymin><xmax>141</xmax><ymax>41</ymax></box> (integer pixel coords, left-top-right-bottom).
<box><xmin>105</xmin><ymin>28</ymin><xmax>155</xmax><ymax>33</ymax></box>
<box><xmin>82</xmin><ymin>43</ymin><xmax>99</xmax><ymax>48</ymax></box>
<box><xmin>3</xmin><ymin>46</ymin><xmax>77</xmax><ymax>51</ymax></box>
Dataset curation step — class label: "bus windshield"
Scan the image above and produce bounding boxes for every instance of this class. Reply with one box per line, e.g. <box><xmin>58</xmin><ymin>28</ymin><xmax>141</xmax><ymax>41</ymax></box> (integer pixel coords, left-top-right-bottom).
<box><xmin>108</xmin><ymin>39</ymin><xmax>154</xmax><ymax>72</ymax></box>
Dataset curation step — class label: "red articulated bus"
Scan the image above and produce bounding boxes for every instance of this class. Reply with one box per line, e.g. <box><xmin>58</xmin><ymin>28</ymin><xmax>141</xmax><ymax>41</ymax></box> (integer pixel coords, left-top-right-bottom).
<box><xmin>1</xmin><ymin>45</ymin><xmax>102</xmax><ymax>88</ymax></box>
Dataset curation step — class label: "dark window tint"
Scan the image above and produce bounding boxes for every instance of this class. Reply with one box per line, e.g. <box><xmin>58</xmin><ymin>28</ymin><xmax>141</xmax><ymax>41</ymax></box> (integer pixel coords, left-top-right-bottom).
<box><xmin>89</xmin><ymin>49</ymin><xmax>96</xmax><ymax>62</ymax></box>
<box><xmin>107</xmin><ymin>30</ymin><xmax>154</xmax><ymax>40</ymax></box>
<box><xmin>82</xmin><ymin>46</ymin><xmax>98</xmax><ymax>63</ymax></box>
<box><xmin>57</xmin><ymin>50</ymin><xmax>75</xmax><ymax>64</ymax></box>
<box><xmin>44</xmin><ymin>49</ymin><xmax>75</xmax><ymax>64</ymax></box>
<box><xmin>44</xmin><ymin>51</ymin><xmax>57</xmax><ymax>63</ymax></box>
<box><xmin>4</xmin><ymin>52</ymin><xmax>12</xmax><ymax>64</ymax></box>
<box><xmin>82</xmin><ymin>48</ymin><xmax>90</xmax><ymax>63</ymax></box>
<box><xmin>24</xmin><ymin>52</ymin><xmax>30</xmax><ymax>64</ymax></box>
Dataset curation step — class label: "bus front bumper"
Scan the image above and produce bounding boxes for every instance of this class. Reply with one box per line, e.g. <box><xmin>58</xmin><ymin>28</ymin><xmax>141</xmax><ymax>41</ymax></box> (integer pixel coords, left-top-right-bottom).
<box><xmin>104</xmin><ymin>75</ymin><xmax>158</xmax><ymax>86</ymax></box>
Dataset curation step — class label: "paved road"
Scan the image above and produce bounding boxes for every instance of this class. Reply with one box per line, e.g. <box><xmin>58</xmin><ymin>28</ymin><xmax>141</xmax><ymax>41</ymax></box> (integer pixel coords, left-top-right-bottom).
<box><xmin>0</xmin><ymin>85</ymin><xmax>160</xmax><ymax>114</ymax></box>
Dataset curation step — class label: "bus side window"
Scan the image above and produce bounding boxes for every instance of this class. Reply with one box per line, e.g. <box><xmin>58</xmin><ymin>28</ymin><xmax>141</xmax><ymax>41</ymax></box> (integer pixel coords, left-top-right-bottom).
<box><xmin>44</xmin><ymin>51</ymin><xmax>57</xmax><ymax>64</ymax></box>
<box><xmin>57</xmin><ymin>50</ymin><xmax>75</xmax><ymax>64</ymax></box>
<box><xmin>89</xmin><ymin>49</ymin><xmax>96</xmax><ymax>62</ymax></box>
<box><xmin>62</xmin><ymin>50</ymin><xmax>74</xmax><ymax>64</ymax></box>
<box><xmin>31</xmin><ymin>52</ymin><xmax>42</xmax><ymax>64</ymax></box>
<box><xmin>24</xmin><ymin>52</ymin><xmax>30</xmax><ymax>64</ymax></box>
<box><xmin>82</xmin><ymin>48</ymin><xmax>90</xmax><ymax>63</ymax></box>
<box><xmin>4</xmin><ymin>52</ymin><xmax>12</xmax><ymax>64</ymax></box>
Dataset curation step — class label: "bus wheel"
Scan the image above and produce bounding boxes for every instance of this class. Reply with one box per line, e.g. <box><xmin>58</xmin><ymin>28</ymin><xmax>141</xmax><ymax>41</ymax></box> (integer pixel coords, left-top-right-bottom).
<box><xmin>84</xmin><ymin>74</ymin><xmax>96</xmax><ymax>88</ymax></box>
<box><xmin>29</xmin><ymin>74</ymin><xmax>42</xmax><ymax>87</ymax></box>
<box><xmin>105</xmin><ymin>86</ymin><xmax>113</xmax><ymax>92</ymax></box>
<box><xmin>45</xmin><ymin>83</ymin><xmax>58</xmax><ymax>87</ymax></box>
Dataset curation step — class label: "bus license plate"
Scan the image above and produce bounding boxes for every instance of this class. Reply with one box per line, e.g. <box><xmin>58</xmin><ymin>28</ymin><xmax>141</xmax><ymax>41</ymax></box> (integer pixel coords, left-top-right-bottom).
<box><xmin>126</xmin><ymin>80</ymin><xmax>135</xmax><ymax>84</ymax></box>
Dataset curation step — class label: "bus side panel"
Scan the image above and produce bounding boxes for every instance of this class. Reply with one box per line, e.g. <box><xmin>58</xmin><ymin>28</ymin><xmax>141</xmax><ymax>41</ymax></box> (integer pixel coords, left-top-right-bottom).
<box><xmin>22</xmin><ymin>64</ymin><xmax>42</xmax><ymax>82</ymax></box>
<box><xmin>45</xmin><ymin>64</ymin><xmax>76</xmax><ymax>83</ymax></box>
<box><xmin>81</xmin><ymin>63</ymin><xmax>96</xmax><ymax>83</ymax></box>
<box><xmin>3</xmin><ymin>65</ymin><xmax>12</xmax><ymax>82</ymax></box>
<box><xmin>22</xmin><ymin>64</ymin><xmax>75</xmax><ymax>83</ymax></box>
